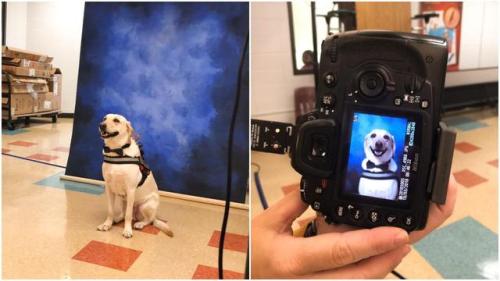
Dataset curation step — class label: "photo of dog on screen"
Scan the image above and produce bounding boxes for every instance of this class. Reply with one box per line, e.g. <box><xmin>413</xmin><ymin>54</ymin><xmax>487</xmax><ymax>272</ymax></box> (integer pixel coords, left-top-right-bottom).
<box><xmin>344</xmin><ymin>113</ymin><xmax>407</xmax><ymax>201</ymax></box>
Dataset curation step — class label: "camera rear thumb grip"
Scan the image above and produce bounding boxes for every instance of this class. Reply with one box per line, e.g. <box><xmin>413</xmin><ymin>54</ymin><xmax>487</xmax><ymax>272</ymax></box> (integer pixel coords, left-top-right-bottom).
<box><xmin>291</xmin><ymin>119</ymin><xmax>336</xmax><ymax>178</ymax></box>
<box><xmin>429</xmin><ymin>122</ymin><xmax>457</xmax><ymax>205</ymax></box>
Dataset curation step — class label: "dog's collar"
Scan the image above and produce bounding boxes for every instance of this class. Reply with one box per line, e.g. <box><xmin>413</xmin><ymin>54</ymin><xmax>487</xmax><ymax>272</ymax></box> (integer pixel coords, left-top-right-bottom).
<box><xmin>103</xmin><ymin>143</ymin><xmax>131</xmax><ymax>157</ymax></box>
<box><xmin>101</xmin><ymin>131</ymin><xmax>119</xmax><ymax>139</ymax></box>
<box><xmin>365</xmin><ymin>160</ymin><xmax>391</xmax><ymax>171</ymax></box>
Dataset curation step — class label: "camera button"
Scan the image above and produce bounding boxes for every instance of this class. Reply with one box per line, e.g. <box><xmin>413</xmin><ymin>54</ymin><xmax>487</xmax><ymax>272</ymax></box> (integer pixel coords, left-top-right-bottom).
<box><xmin>386</xmin><ymin>215</ymin><xmax>398</xmax><ymax>224</ymax></box>
<box><xmin>313</xmin><ymin>201</ymin><xmax>321</xmax><ymax>210</ymax></box>
<box><xmin>404</xmin><ymin>215</ymin><xmax>414</xmax><ymax>226</ymax></box>
<box><xmin>421</xmin><ymin>100</ymin><xmax>429</xmax><ymax>109</ymax></box>
<box><xmin>347</xmin><ymin>205</ymin><xmax>362</xmax><ymax>220</ymax></box>
<box><xmin>324</xmin><ymin>73</ymin><xmax>336</xmax><ymax>87</ymax></box>
<box><xmin>368</xmin><ymin>211</ymin><xmax>379</xmax><ymax>223</ymax></box>
<box><xmin>394</xmin><ymin>97</ymin><xmax>402</xmax><ymax>106</ymax></box>
<box><xmin>352</xmin><ymin>209</ymin><xmax>362</xmax><ymax>221</ymax></box>
<box><xmin>335</xmin><ymin>205</ymin><xmax>345</xmax><ymax>217</ymax></box>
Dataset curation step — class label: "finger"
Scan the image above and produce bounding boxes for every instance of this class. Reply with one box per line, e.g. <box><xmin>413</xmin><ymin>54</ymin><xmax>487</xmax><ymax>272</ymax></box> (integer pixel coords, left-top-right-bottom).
<box><xmin>410</xmin><ymin>175</ymin><xmax>458</xmax><ymax>243</ymax></box>
<box><xmin>260</xmin><ymin>189</ymin><xmax>308</xmax><ymax>232</ymax></box>
<box><xmin>315</xmin><ymin>215</ymin><xmax>359</xmax><ymax>234</ymax></box>
<box><xmin>303</xmin><ymin>245</ymin><xmax>411</xmax><ymax>279</ymax></box>
<box><xmin>290</xmin><ymin>226</ymin><xmax>409</xmax><ymax>274</ymax></box>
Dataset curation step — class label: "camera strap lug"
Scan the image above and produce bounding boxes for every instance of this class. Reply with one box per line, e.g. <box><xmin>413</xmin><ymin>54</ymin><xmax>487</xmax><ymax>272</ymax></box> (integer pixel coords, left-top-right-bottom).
<box><xmin>429</xmin><ymin>122</ymin><xmax>457</xmax><ymax>204</ymax></box>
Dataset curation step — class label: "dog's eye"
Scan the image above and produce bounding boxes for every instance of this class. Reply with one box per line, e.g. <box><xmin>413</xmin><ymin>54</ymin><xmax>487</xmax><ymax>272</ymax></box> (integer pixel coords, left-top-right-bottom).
<box><xmin>102</xmin><ymin>117</ymin><xmax>106</xmax><ymax>121</ymax></box>
<box><xmin>383</xmin><ymin>135</ymin><xmax>390</xmax><ymax>140</ymax></box>
<box><xmin>113</xmin><ymin>118</ymin><xmax>120</xmax><ymax>123</ymax></box>
<box><xmin>370</xmin><ymin>133</ymin><xmax>376</xmax><ymax>138</ymax></box>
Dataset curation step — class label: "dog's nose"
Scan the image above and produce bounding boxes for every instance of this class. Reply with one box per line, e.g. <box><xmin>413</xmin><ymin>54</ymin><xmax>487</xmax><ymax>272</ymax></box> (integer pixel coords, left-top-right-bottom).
<box><xmin>375</xmin><ymin>141</ymin><xmax>383</xmax><ymax>149</ymax></box>
<box><xmin>99</xmin><ymin>123</ymin><xmax>107</xmax><ymax>131</ymax></box>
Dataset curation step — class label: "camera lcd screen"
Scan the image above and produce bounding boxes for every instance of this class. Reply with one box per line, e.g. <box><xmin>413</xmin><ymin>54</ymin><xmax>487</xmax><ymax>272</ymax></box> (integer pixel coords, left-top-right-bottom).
<box><xmin>342</xmin><ymin>112</ymin><xmax>417</xmax><ymax>202</ymax></box>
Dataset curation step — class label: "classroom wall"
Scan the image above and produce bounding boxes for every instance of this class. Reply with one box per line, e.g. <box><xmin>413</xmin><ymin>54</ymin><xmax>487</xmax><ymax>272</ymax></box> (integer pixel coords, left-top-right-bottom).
<box><xmin>5</xmin><ymin>2</ymin><xmax>27</xmax><ymax>49</ymax></box>
<box><xmin>251</xmin><ymin>2</ymin><xmax>314</xmax><ymax>123</ymax></box>
<box><xmin>5</xmin><ymin>2</ymin><xmax>84</xmax><ymax>114</ymax></box>
<box><xmin>251</xmin><ymin>2</ymin><xmax>498</xmax><ymax>123</ymax></box>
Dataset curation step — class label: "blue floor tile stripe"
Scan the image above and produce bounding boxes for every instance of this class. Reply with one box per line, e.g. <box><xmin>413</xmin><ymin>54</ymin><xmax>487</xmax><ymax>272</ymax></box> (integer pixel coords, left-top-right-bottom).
<box><xmin>414</xmin><ymin>217</ymin><xmax>498</xmax><ymax>279</ymax></box>
<box><xmin>444</xmin><ymin>116</ymin><xmax>488</xmax><ymax>131</ymax></box>
<box><xmin>2</xmin><ymin>128</ymin><xmax>29</xmax><ymax>135</ymax></box>
<box><xmin>35</xmin><ymin>171</ymin><xmax>104</xmax><ymax>195</ymax></box>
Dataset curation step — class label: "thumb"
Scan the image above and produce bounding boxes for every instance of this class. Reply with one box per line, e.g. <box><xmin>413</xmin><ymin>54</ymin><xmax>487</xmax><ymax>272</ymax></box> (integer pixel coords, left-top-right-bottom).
<box><xmin>260</xmin><ymin>189</ymin><xmax>308</xmax><ymax>233</ymax></box>
<box><xmin>289</xmin><ymin>226</ymin><xmax>409</xmax><ymax>274</ymax></box>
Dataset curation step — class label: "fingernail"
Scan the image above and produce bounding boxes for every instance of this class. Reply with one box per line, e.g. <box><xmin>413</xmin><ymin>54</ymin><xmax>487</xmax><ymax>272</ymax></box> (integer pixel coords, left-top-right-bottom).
<box><xmin>394</xmin><ymin>230</ymin><xmax>409</xmax><ymax>246</ymax></box>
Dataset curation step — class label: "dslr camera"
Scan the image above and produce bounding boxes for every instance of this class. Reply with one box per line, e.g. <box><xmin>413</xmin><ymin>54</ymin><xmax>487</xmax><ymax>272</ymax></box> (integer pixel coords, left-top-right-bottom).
<box><xmin>252</xmin><ymin>31</ymin><xmax>456</xmax><ymax>232</ymax></box>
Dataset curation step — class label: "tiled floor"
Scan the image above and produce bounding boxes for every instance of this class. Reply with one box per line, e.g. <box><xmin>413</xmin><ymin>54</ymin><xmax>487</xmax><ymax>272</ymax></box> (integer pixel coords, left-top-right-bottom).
<box><xmin>251</xmin><ymin>106</ymin><xmax>498</xmax><ymax>279</ymax></box>
<box><xmin>2</xmin><ymin>118</ymin><xmax>248</xmax><ymax>279</ymax></box>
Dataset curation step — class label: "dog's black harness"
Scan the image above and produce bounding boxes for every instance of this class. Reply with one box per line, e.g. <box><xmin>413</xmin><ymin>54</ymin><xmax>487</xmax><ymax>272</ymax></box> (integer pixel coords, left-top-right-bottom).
<box><xmin>362</xmin><ymin>160</ymin><xmax>398</xmax><ymax>180</ymax></box>
<box><xmin>365</xmin><ymin>160</ymin><xmax>391</xmax><ymax>171</ymax></box>
<box><xmin>103</xmin><ymin>142</ymin><xmax>151</xmax><ymax>187</ymax></box>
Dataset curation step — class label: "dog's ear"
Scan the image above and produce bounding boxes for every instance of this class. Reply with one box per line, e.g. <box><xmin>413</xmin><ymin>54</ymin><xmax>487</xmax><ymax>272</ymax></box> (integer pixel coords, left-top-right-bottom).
<box><xmin>126</xmin><ymin>121</ymin><xmax>140</xmax><ymax>141</ymax></box>
<box><xmin>391</xmin><ymin>135</ymin><xmax>396</xmax><ymax>155</ymax></box>
<box><xmin>126</xmin><ymin>121</ymin><xmax>133</xmax><ymax>136</ymax></box>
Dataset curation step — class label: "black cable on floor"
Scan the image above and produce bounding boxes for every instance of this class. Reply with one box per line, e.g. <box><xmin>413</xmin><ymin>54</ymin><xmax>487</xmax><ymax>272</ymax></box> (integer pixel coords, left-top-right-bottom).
<box><xmin>218</xmin><ymin>33</ymin><xmax>249</xmax><ymax>280</ymax></box>
<box><xmin>392</xmin><ymin>270</ymin><xmax>406</xmax><ymax>279</ymax></box>
<box><xmin>252</xmin><ymin>162</ymin><xmax>268</xmax><ymax>210</ymax></box>
<box><xmin>2</xmin><ymin>152</ymin><xmax>66</xmax><ymax>169</ymax></box>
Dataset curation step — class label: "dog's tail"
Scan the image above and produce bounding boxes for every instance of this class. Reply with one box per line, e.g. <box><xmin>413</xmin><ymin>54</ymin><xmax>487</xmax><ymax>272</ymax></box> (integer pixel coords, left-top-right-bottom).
<box><xmin>154</xmin><ymin>218</ymin><xmax>174</xmax><ymax>237</ymax></box>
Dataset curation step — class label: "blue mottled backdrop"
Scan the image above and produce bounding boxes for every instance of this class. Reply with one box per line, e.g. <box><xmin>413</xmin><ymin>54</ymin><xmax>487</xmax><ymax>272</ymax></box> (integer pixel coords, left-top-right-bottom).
<box><xmin>66</xmin><ymin>2</ymin><xmax>249</xmax><ymax>203</ymax></box>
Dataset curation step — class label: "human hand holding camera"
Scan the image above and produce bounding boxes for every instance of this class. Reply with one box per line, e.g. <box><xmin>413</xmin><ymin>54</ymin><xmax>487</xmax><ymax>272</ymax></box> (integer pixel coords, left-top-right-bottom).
<box><xmin>251</xmin><ymin>176</ymin><xmax>457</xmax><ymax>279</ymax></box>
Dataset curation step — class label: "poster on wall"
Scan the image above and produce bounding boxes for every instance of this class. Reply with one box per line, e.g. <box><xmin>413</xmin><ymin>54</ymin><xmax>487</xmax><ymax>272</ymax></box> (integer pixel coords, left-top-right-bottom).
<box><xmin>420</xmin><ymin>2</ymin><xmax>462</xmax><ymax>71</ymax></box>
<box><xmin>66</xmin><ymin>2</ymin><xmax>249</xmax><ymax>203</ymax></box>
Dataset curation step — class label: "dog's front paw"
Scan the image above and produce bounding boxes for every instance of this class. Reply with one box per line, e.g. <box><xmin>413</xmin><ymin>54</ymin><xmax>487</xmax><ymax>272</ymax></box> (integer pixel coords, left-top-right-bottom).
<box><xmin>97</xmin><ymin>222</ymin><xmax>112</xmax><ymax>231</ymax></box>
<box><xmin>122</xmin><ymin>228</ymin><xmax>133</xmax><ymax>238</ymax></box>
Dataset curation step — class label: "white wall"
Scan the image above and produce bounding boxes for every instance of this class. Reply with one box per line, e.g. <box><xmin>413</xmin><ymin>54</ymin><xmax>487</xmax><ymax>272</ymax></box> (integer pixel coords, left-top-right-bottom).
<box><xmin>251</xmin><ymin>2</ymin><xmax>314</xmax><ymax>123</ymax></box>
<box><xmin>5</xmin><ymin>2</ymin><xmax>27</xmax><ymax>49</ymax></box>
<box><xmin>5</xmin><ymin>1</ymin><xmax>84</xmax><ymax>114</ymax></box>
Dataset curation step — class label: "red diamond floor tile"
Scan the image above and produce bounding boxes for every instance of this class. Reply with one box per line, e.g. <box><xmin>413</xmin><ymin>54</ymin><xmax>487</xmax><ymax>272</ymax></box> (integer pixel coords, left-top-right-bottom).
<box><xmin>453</xmin><ymin>169</ymin><xmax>488</xmax><ymax>188</ymax></box>
<box><xmin>208</xmin><ymin>230</ymin><xmax>248</xmax><ymax>253</ymax></box>
<box><xmin>487</xmin><ymin>159</ymin><xmax>498</xmax><ymax>167</ymax></box>
<box><xmin>8</xmin><ymin>140</ymin><xmax>36</xmax><ymax>147</ymax></box>
<box><xmin>455</xmin><ymin>142</ymin><xmax>481</xmax><ymax>153</ymax></box>
<box><xmin>281</xmin><ymin>183</ymin><xmax>299</xmax><ymax>195</ymax></box>
<box><xmin>27</xmin><ymin>153</ymin><xmax>59</xmax><ymax>161</ymax></box>
<box><xmin>72</xmin><ymin>240</ymin><xmax>142</xmax><ymax>272</ymax></box>
<box><xmin>52</xmin><ymin>146</ymin><xmax>70</xmax><ymax>152</ymax></box>
<box><xmin>114</xmin><ymin>221</ymin><xmax>160</xmax><ymax>235</ymax></box>
<box><xmin>192</xmin><ymin>264</ymin><xmax>244</xmax><ymax>279</ymax></box>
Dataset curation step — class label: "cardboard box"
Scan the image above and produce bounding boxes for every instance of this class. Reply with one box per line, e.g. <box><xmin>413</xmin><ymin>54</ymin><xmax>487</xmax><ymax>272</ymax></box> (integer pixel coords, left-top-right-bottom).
<box><xmin>2</xmin><ymin>65</ymin><xmax>52</xmax><ymax>78</ymax></box>
<box><xmin>9</xmin><ymin>93</ymin><xmax>35</xmax><ymax>115</ymax></box>
<box><xmin>47</xmin><ymin>68</ymin><xmax>62</xmax><ymax>98</ymax></box>
<box><xmin>36</xmin><ymin>92</ymin><xmax>60</xmax><ymax>112</ymax></box>
<box><xmin>2</xmin><ymin>77</ymin><xmax>49</xmax><ymax>94</ymax></box>
<box><xmin>2</xmin><ymin>57</ymin><xmax>52</xmax><ymax>70</ymax></box>
<box><xmin>2</xmin><ymin>46</ymin><xmax>53</xmax><ymax>63</ymax></box>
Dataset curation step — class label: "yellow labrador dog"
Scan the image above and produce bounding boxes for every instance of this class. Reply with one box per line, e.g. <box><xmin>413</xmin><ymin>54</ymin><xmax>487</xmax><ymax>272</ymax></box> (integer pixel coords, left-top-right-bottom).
<box><xmin>97</xmin><ymin>113</ymin><xmax>173</xmax><ymax>238</ymax></box>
